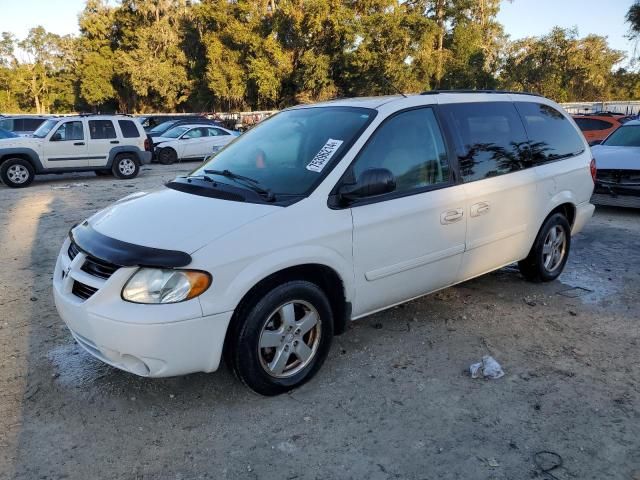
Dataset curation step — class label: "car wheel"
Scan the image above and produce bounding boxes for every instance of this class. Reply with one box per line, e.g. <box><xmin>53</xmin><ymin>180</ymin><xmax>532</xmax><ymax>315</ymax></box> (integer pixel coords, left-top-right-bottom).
<box><xmin>157</xmin><ymin>147</ymin><xmax>178</xmax><ymax>165</ymax></box>
<box><xmin>226</xmin><ymin>280</ymin><xmax>334</xmax><ymax>396</ymax></box>
<box><xmin>0</xmin><ymin>158</ymin><xmax>35</xmax><ymax>188</ymax></box>
<box><xmin>518</xmin><ymin>213</ymin><xmax>571</xmax><ymax>282</ymax></box>
<box><xmin>94</xmin><ymin>170</ymin><xmax>111</xmax><ymax>177</ymax></box>
<box><xmin>112</xmin><ymin>154</ymin><xmax>140</xmax><ymax>179</ymax></box>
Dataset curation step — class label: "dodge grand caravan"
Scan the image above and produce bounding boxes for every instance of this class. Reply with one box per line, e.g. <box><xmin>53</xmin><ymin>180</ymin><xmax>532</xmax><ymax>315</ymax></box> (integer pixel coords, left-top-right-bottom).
<box><xmin>53</xmin><ymin>91</ymin><xmax>595</xmax><ymax>395</ymax></box>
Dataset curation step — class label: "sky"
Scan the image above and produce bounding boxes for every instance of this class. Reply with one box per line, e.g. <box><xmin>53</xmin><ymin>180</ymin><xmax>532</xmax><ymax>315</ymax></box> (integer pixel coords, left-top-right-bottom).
<box><xmin>0</xmin><ymin>0</ymin><xmax>637</xmax><ymax>64</ymax></box>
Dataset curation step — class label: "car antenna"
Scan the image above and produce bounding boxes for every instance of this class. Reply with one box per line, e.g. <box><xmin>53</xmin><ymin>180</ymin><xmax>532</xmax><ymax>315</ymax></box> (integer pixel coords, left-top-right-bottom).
<box><xmin>382</xmin><ymin>76</ymin><xmax>408</xmax><ymax>98</ymax></box>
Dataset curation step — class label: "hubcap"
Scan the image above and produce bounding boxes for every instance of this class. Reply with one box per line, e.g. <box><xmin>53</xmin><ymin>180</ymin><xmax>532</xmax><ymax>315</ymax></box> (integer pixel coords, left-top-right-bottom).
<box><xmin>258</xmin><ymin>300</ymin><xmax>322</xmax><ymax>378</ymax></box>
<box><xmin>542</xmin><ymin>225</ymin><xmax>567</xmax><ymax>272</ymax></box>
<box><xmin>119</xmin><ymin>158</ymin><xmax>135</xmax><ymax>176</ymax></box>
<box><xmin>7</xmin><ymin>164</ymin><xmax>29</xmax><ymax>184</ymax></box>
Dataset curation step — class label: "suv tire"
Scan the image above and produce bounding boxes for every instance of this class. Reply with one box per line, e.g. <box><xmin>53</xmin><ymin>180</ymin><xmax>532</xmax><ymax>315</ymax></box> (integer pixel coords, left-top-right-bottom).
<box><xmin>157</xmin><ymin>147</ymin><xmax>178</xmax><ymax>165</ymax></box>
<box><xmin>1</xmin><ymin>158</ymin><xmax>35</xmax><ymax>188</ymax></box>
<box><xmin>519</xmin><ymin>213</ymin><xmax>571</xmax><ymax>283</ymax></box>
<box><xmin>226</xmin><ymin>280</ymin><xmax>334</xmax><ymax>396</ymax></box>
<box><xmin>112</xmin><ymin>153</ymin><xmax>140</xmax><ymax>179</ymax></box>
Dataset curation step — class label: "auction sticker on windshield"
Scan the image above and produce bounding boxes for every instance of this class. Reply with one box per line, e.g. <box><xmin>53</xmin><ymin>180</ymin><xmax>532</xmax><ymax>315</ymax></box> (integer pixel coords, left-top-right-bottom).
<box><xmin>306</xmin><ymin>139</ymin><xmax>344</xmax><ymax>172</ymax></box>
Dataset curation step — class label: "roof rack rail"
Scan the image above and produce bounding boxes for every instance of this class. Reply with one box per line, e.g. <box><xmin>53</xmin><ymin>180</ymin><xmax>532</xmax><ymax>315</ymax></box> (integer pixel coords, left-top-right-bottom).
<box><xmin>76</xmin><ymin>112</ymin><xmax>134</xmax><ymax>117</ymax></box>
<box><xmin>420</xmin><ymin>89</ymin><xmax>542</xmax><ymax>97</ymax></box>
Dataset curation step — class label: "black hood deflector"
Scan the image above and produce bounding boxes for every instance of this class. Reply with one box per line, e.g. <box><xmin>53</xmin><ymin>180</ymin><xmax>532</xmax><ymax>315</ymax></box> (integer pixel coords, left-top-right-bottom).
<box><xmin>70</xmin><ymin>221</ymin><xmax>192</xmax><ymax>268</ymax></box>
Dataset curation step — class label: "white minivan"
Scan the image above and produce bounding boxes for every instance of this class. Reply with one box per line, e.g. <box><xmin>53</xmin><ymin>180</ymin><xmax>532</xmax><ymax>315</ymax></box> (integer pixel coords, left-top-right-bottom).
<box><xmin>53</xmin><ymin>91</ymin><xmax>595</xmax><ymax>395</ymax></box>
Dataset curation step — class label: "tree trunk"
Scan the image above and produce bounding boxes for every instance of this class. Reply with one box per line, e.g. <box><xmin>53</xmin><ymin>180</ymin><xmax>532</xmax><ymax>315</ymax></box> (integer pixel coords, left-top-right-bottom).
<box><xmin>435</xmin><ymin>0</ymin><xmax>446</xmax><ymax>88</ymax></box>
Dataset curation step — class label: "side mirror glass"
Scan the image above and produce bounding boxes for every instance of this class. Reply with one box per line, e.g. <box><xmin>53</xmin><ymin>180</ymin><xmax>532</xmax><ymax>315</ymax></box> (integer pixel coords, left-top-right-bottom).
<box><xmin>338</xmin><ymin>168</ymin><xmax>396</xmax><ymax>203</ymax></box>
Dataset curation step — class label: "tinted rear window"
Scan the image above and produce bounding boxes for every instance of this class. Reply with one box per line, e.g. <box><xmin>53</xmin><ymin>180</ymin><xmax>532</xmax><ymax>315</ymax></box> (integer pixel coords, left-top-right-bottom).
<box><xmin>516</xmin><ymin>102</ymin><xmax>584</xmax><ymax>163</ymax></box>
<box><xmin>22</xmin><ymin>118</ymin><xmax>45</xmax><ymax>131</ymax></box>
<box><xmin>439</xmin><ymin>102</ymin><xmax>528</xmax><ymax>182</ymax></box>
<box><xmin>118</xmin><ymin>120</ymin><xmax>140</xmax><ymax>138</ymax></box>
<box><xmin>89</xmin><ymin>120</ymin><xmax>117</xmax><ymax>139</ymax></box>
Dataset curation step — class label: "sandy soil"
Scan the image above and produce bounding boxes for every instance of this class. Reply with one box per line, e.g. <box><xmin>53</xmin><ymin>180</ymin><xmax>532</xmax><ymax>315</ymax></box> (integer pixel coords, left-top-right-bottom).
<box><xmin>0</xmin><ymin>165</ymin><xmax>638</xmax><ymax>480</ymax></box>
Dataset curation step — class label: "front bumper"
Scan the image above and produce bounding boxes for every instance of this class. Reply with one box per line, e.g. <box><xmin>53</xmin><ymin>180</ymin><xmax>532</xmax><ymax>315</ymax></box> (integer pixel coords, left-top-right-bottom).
<box><xmin>53</xmin><ymin>239</ymin><xmax>233</xmax><ymax>377</ymax></box>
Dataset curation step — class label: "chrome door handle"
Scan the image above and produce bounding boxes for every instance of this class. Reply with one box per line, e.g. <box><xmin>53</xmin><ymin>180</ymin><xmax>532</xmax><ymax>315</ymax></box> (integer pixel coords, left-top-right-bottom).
<box><xmin>470</xmin><ymin>202</ymin><xmax>490</xmax><ymax>217</ymax></box>
<box><xmin>440</xmin><ymin>208</ymin><xmax>464</xmax><ymax>224</ymax></box>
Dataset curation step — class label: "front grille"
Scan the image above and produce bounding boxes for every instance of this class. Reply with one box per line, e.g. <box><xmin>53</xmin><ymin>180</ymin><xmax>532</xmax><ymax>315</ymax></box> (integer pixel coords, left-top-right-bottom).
<box><xmin>68</xmin><ymin>240</ymin><xmax>119</xmax><ymax>280</ymax></box>
<box><xmin>68</xmin><ymin>241</ymin><xmax>81</xmax><ymax>260</ymax></box>
<box><xmin>72</xmin><ymin>281</ymin><xmax>98</xmax><ymax>300</ymax></box>
<box><xmin>597</xmin><ymin>169</ymin><xmax>640</xmax><ymax>185</ymax></box>
<box><xmin>81</xmin><ymin>256</ymin><xmax>119</xmax><ymax>280</ymax></box>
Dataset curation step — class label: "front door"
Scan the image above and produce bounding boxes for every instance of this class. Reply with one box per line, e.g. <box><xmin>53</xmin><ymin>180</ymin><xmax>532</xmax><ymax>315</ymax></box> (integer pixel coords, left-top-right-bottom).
<box><xmin>42</xmin><ymin>120</ymin><xmax>88</xmax><ymax>169</ymax></box>
<box><xmin>348</xmin><ymin>107</ymin><xmax>467</xmax><ymax>317</ymax></box>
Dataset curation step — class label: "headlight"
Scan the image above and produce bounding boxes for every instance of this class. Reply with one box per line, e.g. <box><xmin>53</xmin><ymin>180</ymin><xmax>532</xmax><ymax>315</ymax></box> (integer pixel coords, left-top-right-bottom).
<box><xmin>122</xmin><ymin>268</ymin><xmax>211</xmax><ymax>304</ymax></box>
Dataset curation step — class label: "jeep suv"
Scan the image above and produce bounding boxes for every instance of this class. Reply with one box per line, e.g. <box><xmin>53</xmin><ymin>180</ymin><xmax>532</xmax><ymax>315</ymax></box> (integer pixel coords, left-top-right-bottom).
<box><xmin>0</xmin><ymin>115</ymin><xmax>152</xmax><ymax>188</ymax></box>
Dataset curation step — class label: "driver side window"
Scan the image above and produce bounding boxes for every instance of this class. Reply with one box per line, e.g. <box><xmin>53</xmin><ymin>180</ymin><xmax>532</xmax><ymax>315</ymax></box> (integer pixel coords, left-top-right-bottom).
<box><xmin>184</xmin><ymin>128</ymin><xmax>206</xmax><ymax>139</ymax></box>
<box><xmin>352</xmin><ymin>108</ymin><xmax>450</xmax><ymax>194</ymax></box>
<box><xmin>52</xmin><ymin>121</ymin><xmax>84</xmax><ymax>141</ymax></box>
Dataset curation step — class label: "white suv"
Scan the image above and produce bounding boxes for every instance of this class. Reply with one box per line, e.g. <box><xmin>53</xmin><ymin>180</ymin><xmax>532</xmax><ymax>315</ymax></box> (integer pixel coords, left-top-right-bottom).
<box><xmin>53</xmin><ymin>91</ymin><xmax>595</xmax><ymax>395</ymax></box>
<box><xmin>0</xmin><ymin>115</ymin><xmax>152</xmax><ymax>188</ymax></box>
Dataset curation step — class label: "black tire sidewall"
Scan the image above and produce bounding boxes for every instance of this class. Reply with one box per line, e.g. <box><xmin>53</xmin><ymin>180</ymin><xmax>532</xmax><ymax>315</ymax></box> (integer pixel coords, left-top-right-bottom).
<box><xmin>112</xmin><ymin>154</ymin><xmax>140</xmax><ymax>179</ymax></box>
<box><xmin>1</xmin><ymin>158</ymin><xmax>35</xmax><ymax>188</ymax></box>
<box><xmin>231</xmin><ymin>281</ymin><xmax>334</xmax><ymax>396</ymax></box>
<box><xmin>158</xmin><ymin>148</ymin><xmax>177</xmax><ymax>165</ymax></box>
<box><xmin>527</xmin><ymin>213</ymin><xmax>572</xmax><ymax>282</ymax></box>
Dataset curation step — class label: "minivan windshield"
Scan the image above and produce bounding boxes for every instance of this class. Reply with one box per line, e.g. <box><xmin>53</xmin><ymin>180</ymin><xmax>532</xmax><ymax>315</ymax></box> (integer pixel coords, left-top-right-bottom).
<box><xmin>190</xmin><ymin>107</ymin><xmax>375</xmax><ymax>196</ymax></box>
<box><xmin>32</xmin><ymin>119</ymin><xmax>59</xmax><ymax>138</ymax></box>
<box><xmin>602</xmin><ymin>125</ymin><xmax>640</xmax><ymax>147</ymax></box>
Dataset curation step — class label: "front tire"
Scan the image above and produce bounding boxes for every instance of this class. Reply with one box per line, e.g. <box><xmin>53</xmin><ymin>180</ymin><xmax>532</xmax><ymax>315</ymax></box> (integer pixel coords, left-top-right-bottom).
<box><xmin>112</xmin><ymin>154</ymin><xmax>140</xmax><ymax>179</ymax></box>
<box><xmin>518</xmin><ymin>213</ymin><xmax>571</xmax><ymax>282</ymax></box>
<box><xmin>0</xmin><ymin>158</ymin><xmax>35</xmax><ymax>188</ymax></box>
<box><xmin>226</xmin><ymin>281</ymin><xmax>334</xmax><ymax>396</ymax></box>
<box><xmin>157</xmin><ymin>147</ymin><xmax>178</xmax><ymax>165</ymax></box>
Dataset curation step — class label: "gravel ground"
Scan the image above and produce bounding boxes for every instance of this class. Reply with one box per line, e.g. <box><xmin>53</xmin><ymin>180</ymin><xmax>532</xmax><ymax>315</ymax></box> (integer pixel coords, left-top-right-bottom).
<box><xmin>0</xmin><ymin>164</ymin><xmax>639</xmax><ymax>480</ymax></box>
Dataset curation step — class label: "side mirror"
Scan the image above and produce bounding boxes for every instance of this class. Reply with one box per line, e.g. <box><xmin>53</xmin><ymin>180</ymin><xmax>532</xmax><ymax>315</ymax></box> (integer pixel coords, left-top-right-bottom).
<box><xmin>589</xmin><ymin>140</ymin><xmax>602</xmax><ymax>146</ymax></box>
<box><xmin>51</xmin><ymin>132</ymin><xmax>62</xmax><ymax>141</ymax></box>
<box><xmin>338</xmin><ymin>168</ymin><xmax>396</xmax><ymax>203</ymax></box>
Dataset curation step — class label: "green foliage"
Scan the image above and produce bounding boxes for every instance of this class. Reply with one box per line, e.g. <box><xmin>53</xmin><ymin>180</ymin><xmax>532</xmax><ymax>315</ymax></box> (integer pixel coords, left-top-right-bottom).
<box><xmin>0</xmin><ymin>1</ymin><xmax>637</xmax><ymax>113</ymax></box>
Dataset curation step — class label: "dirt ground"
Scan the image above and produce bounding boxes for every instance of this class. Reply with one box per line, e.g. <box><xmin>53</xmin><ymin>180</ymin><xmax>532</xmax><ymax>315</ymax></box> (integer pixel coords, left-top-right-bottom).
<box><xmin>0</xmin><ymin>164</ymin><xmax>638</xmax><ymax>480</ymax></box>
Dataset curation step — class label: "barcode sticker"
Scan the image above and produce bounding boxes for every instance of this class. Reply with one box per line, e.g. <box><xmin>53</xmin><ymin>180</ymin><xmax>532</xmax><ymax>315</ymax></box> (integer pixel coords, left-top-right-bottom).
<box><xmin>306</xmin><ymin>138</ymin><xmax>344</xmax><ymax>173</ymax></box>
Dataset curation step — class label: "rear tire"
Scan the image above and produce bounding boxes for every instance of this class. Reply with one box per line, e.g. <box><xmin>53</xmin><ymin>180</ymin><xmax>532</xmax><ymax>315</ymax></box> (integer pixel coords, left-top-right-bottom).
<box><xmin>1</xmin><ymin>158</ymin><xmax>35</xmax><ymax>188</ymax></box>
<box><xmin>226</xmin><ymin>281</ymin><xmax>334</xmax><ymax>396</ymax></box>
<box><xmin>111</xmin><ymin>154</ymin><xmax>140</xmax><ymax>179</ymax></box>
<box><xmin>157</xmin><ymin>147</ymin><xmax>178</xmax><ymax>165</ymax></box>
<box><xmin>518</xmin><ymin>213</ymin><xmax>571</xmax><ymax>282</ymax></box>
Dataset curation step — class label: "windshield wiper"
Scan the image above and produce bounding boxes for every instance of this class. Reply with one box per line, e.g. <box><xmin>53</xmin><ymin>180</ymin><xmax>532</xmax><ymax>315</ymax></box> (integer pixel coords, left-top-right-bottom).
<box><xmin>204</xmin><ymin>169</ymin><xmax>275</xmax><ymax>202</ymax></box>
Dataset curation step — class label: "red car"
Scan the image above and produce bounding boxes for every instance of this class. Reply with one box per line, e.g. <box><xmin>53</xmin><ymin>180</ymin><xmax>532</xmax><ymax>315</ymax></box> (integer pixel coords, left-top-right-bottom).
<box><xmin>572</xmin><ymin>114</ymin><xmax>623</xmax><ymax>145</ymax></box>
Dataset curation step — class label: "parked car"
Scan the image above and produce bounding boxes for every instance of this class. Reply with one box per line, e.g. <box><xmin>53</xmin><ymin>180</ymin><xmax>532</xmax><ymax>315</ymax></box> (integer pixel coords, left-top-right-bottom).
<box><xmin>0</xmin><ymin>128</ymin><xmax>18</xmax><ymax>139</ymax></box>
<box><xmin>591</xmin><ymin>120</ymin><xmax>640</xmax><ymax>208</ymax></box>
<box><xmin>0</xmin><ymin>115</ymin><xmax>49</xmax><ymax>136</ymax></box>
<box><xmin>154</xmin><ymin>124</ymin><xmax>239</xmax><ymax>164</ymax></box>
<box><xmin>53</xmin><ymin>91</ymin><xmax>594</xmax><ymax>395</ymax></box>
<box><xmin>0</xmin><ymin>115</ymin><xmax>152</xmax><ymax>188</ymax></box>
<box><xmin>147</xmin><ymin>118</ymin><xmax>224</xmax><ymax>138</ymax></box>
<box><xmin>572</xmin><ymin>114</ymin><xmax>623</xmax><ymax>145</ymax></box>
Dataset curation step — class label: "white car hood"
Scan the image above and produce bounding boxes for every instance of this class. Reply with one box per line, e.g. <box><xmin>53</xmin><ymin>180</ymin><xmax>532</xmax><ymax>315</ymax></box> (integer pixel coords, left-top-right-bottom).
<box><xmin>592</xmin><ymin>145</ymin><xmax>640</xmax><ymax>170</ymax></box>
<box><xmin>153</xmin><ymin>136</ymin><xmax>174</xmax><ymax>145</ymax></box>
<box><xmin>88</xmin><ymin>188</ymin><xmax>280</xmax><ymax>254</ymax></box>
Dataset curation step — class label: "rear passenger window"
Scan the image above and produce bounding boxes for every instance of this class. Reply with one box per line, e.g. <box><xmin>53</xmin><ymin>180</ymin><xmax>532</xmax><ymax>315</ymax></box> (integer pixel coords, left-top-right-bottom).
<box><xmin>439</xmin><ymin>102</ymin><xmax>528</xmax><ymax>182</ymax></box>
<box><xmin>515</xmin><ymin>102</ymin><xmax>585</xmax><ymax>164</ymax></box>
<box><xmin>118</xmin><ymin>120</ymin><xmax>140</xmax><ymax>138</ymax></box>
<box><xmin>89</xmin><ymin>120</ymin><xmax>117</xmax><ymax>139</ymax></box>
<box><xmin>352</xmin><ymin>108</ymin><xmax>450</xmax><ymax>194</ymax></box>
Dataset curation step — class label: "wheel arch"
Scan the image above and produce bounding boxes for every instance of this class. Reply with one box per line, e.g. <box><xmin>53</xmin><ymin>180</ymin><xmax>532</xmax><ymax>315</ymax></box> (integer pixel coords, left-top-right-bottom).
<box><xmin>107</xmin><ymin>146</ymin><xmax>144</xmax><ymax>166</ymax></box>
<box><xmin>0</xmin><ymin>148</ymin><xmax>43</xmax><ymax>173</ymax></box>
<box><xmin>224</xmin><ymin>263</ymin><xmax>351</xmax><ymax>353</ymax></box>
